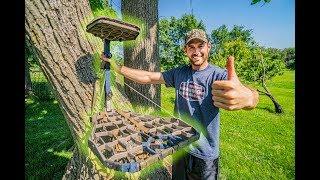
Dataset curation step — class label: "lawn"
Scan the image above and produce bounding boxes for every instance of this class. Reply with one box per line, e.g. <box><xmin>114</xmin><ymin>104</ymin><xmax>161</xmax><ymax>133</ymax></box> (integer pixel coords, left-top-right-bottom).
<box><xmin>220</xmin><ymin>70</ymin><xmax>294</xmax><ymax>179</ymax></box>
<box><xmin>25</xmin><ymin>70</ymin><xmax>295</xmax><ymax>179</ymax></box>
<box><xmin>161</xmin><ymin>70</ymin><xmax>295</xmax><ymax>179</ymax></box>
<box><xmin>25</xmin><ymin>71</ymin><xmax>74</xmax><ymax>179</ymax></box>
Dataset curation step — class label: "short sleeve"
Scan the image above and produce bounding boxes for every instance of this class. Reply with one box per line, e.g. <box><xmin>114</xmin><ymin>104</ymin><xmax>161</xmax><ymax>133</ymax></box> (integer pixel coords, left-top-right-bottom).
<box><xmin>161</xmin><ymin>68</ymin><xmax>178</xmax><ymax>88</ymax></box>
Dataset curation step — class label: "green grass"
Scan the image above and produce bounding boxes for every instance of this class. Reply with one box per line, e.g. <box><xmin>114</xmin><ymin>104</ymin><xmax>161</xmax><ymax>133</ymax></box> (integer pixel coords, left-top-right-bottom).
<box><xmin>25</xmin><ymin>98</ymin><xmax>74</xmax><ymax>179</ymax></box>
<box><xmin>25</xmin><ymin>70</ymin><xmax>294</xmax><ymax>179</ymax></box>
<box><xmin>25</xmin><ymin>71</ymin><xmax>74</xmax><ymax>179</ymax></box>
<box><xmin>161</xmin><ymin>70</ymin><xmax>295</xmax><ymax>179</ymax></box>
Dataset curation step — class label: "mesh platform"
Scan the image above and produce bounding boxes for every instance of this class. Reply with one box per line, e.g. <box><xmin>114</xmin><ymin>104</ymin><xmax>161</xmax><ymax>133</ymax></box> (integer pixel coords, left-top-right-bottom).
<box><xmin>88</xmin><ymin>109</ymin><xmax>199</xmax><ymax>172</ymax></box>
<box><xmin>86</xmin><ymin>17</ymin><xmax>140</xmax><ymax>41</ymax></box>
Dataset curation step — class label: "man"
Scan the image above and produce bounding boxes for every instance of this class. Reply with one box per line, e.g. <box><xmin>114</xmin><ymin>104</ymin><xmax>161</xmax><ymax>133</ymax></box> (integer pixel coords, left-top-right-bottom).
<box><xmin>101</xmin><ymin>29</ymin><xmax>259</xmax><ymax>179</ymax></box>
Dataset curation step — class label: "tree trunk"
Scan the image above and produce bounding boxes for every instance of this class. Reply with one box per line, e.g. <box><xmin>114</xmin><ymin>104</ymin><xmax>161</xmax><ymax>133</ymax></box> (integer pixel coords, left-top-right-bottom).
<box><xmin>121</xmin><ymin>0</ymin><xmax>161</xmax><ymax>110</ymax></box>
<box><xmin>269</xmin><ymin>94</ymin><xmax>283</xmax><ymax>113</ymax></box>
<box><xmin>260</xmin><ymin>76</ymin><xmax>283</xmax><ymax>114</ymax></box>
<box><xmin>25</xmin><ymin>0</ymin><xmax>109</xmax><ymax>178</ymax></box>
<box><xmin>257</xmin><ymin>89</ymin><xmax>283</xmax><ymax>113</ymax></box>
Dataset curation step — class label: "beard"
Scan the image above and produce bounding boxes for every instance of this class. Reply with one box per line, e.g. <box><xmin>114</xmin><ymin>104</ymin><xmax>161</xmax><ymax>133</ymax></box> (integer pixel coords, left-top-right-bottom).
<box><xmin>190</xmin><ymin>54</ymin><xmax>207</xmax><ymax>66</ymax></box>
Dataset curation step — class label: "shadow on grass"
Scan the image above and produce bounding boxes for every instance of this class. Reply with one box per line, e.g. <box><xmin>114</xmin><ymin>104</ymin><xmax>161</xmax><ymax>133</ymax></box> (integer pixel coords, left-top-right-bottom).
<box><xmin>256</xmin><ymin>106</ymin><xmax>275</xmax><ymax>113</ymax></box>
<box><xmin>25</xmin><ymin>96</ymin><xmax>74</xmax><ymax>179</ymax></box>
<box><xmin>30</xmin><ymin>82</ymin><xmax>55</xmax><ymax>101</ymax></box>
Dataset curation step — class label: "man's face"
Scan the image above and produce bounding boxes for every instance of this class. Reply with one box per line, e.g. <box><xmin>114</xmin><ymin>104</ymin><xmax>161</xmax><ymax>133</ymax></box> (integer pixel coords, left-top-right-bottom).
<box><xmin>184</xmin><ymin>39</ymin><xmax>211</xmax><ymax>67</ymax></box>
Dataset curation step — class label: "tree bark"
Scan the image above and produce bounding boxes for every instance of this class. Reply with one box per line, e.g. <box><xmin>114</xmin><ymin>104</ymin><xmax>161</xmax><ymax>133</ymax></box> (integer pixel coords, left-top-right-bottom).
<box><xmin>120</xmin><ymin>1</ymin><xmax>172</xmax><ymax>178</ymax></box>
<box><xmin>121</xmin><ymin>0</ymin><xmax>161</xmax><ymax>110</ymax></box>
<box><xmin>25</xmin><ymin>0</ymin><xmax>107</xmax><ymax>178</ymax></box>
<box><xmin>257</xmin><ymin>88</ymin><xmax>283</xmax><ymax>113</ymax></box>
<box><xmin>260</xmin><ymin>73</ymin><xmax>283</xmax><ymax>114</ymax></box>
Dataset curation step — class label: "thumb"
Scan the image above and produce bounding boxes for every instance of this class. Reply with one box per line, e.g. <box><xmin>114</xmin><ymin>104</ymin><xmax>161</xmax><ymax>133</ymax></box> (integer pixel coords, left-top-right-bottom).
<box><xmin>226</xmin><ymin>56</ymin><xmax>238</xmax><ymax>81</ymax></box>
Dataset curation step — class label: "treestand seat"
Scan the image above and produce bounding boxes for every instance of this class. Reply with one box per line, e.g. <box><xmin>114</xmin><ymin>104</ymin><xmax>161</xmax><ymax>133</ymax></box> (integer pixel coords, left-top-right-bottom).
<box><xmin>88</xmin><ymin>109</ymin><xmax>199</xmax><ymax>172</ymax></box>
<box><xmin>86</xmin><ymin>17</ymin><xmax>140</xmax><ymax>41</ymax></box>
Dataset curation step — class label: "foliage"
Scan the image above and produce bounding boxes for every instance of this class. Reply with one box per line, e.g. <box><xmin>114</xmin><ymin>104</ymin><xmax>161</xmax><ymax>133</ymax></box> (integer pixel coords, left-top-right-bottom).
<box><xmin>261</xmin><ymin>47</ymin><xmax>286</xmax><ymax>77</ymax></box>
<box><xmin>251</xmin><ymin>0</ymin><xmax>271</xmax><ymax>5</ymax></box>
<box><xmin>210</xmin><ymin>38</ymin><xmax>252</xmax><ymax>78</ymax></box>
<box><xmin>159</xmin><ymin>14</ymin><xmax>206</xmax><ymax>71</ymax></box>
<box><xmin>26</xmin><ymin>45</ymin><xmax>55</xmax><ymax>101</ymax></box>
<box><xmin>210</xmin><ymin>41</ymin><xmax>286</xmax><ymax>83</ymax></box>
<box><xmin>88</xmin><ymin>0</ymin><xmax>108</xmax><ymax>11</ymax></box>
<box><xmin>31</xmin><ymin>80</ymin><xmax>55</xmax><ymax>101</ymax></box>
<box><xmin>209</xmin><ymin>24</ymin><xmax>286</xmax><ymax>83</ymax></box>
<box><xmin>251</xmin><ymin>47</ymin><xmax>286</xmax><ymax>82</ymax></box>
<box><xmin>31</xmin><ymin>70</ymin><xmax>55</xmax><ymax>100</ymax></box>
<box><xmin>88</xmin><ymin>0</ymin><xmax>117</xmax><ymax>18</ymax></box>
<box><xmin>282</xmin><ymin>47</ymin><xmax>295</xmax><ymax>69</ymax></box>
<box><xmin>25</xmin><ymin>43</ymin><xmax>39</xmax><ymax>69</ymax></box>
<box><xmin>210</xmin><ymin>25</ymin><xmax>256</xmax><ymax>54</ymax></box>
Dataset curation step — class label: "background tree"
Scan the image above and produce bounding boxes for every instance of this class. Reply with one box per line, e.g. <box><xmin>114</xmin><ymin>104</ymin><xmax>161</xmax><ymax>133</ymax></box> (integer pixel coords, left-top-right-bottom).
<box><xmin>210</xmin><ymin>25</ymin><xmax>285</xmax><ymax>113</ymax></box>
<box><xmin>25</xmin><ymin>44</ymin><xmax>33</xmax><ymax>96</ymax></box>
<box><xmin>26</xmin><ymin>40</ymin><xmax>56</xmax><ymax>100</ymax></box>
<box><xmin>121</xmin><ymin>0</ymin><xmax>161</xmax><ymax>110</ymax></box>
<box><xmin>251</xmin><ymin>0</ymin><xmax>272</xmax><ymax>5</ymax></box>
<box><xmin>282</xmin><ymin>47</ymin><xmax>295</xmax><ymax>69</ymax></box>
<box><xmin>253</xmin><ymin>47</ymin><xmax>286</xmax><ymax>113</ymax></box>
<box><xmin>210</xmin><ymin>25</ymin><xmax>256</xmax><ymax>54</ymax></box>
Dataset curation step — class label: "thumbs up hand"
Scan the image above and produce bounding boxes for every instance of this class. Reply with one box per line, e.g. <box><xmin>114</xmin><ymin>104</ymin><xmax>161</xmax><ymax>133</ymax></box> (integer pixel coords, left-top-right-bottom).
<box><xmin>212</xmin><ymin>56</ymin><xmax>258</xmax><ymax>110</ymax></box>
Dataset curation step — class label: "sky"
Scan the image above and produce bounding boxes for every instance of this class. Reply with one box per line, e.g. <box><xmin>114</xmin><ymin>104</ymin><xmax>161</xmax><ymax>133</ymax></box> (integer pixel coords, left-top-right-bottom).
<box><xmin>158</xmin><ymin>0</ymin><xmax>295</xmax><ymax>49</ymax></box>
<box><xmin>110</xmin><ymin>0</ymin><xmax>295</xmax><ymax>49</ymax></box>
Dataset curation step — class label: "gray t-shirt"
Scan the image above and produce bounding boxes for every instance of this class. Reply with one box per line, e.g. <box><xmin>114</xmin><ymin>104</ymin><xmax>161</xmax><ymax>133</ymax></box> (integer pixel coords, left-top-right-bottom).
<box><xmin>162</xmin><ymin>64</ymin><xmax>227</xmax><ymax>160</ymax></box>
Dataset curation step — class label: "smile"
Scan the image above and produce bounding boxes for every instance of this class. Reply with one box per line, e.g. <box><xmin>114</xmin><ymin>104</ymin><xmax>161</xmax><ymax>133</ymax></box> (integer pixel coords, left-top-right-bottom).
<box><xmin>192</xmin><ymin>57</ymin><xmax>202</xmax><ymax>61</ymax></box>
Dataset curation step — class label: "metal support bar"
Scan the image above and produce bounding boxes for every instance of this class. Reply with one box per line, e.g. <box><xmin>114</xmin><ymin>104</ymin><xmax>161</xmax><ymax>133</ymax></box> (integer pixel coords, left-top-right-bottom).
<box><xmin>104</xmin><ymin>39</ymin><xmax>112</xmax><ymax>110</ymax></box>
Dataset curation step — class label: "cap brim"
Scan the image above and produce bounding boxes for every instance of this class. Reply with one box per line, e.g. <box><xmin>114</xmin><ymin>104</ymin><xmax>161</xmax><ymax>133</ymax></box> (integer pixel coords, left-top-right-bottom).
<box><xmin>185</xmin><ymin>38</ymin><xmax>208</xmax><ymax>45</ymax></box>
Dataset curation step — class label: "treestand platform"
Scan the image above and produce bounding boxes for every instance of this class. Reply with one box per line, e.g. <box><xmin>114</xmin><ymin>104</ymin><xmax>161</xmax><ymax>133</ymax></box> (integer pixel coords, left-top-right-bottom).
<box><xmin>88</xmin><ymin>109</ymin><xmax>199</xmax><ymax>172</ymax></box>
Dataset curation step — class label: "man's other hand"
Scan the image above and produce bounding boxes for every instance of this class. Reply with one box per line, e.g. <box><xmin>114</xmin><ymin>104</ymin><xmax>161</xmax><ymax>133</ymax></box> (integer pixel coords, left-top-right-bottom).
<box><xmin>100</xmin><ymin>53</ymin><xmax>110</xmax><ymax>62</ymax></box>
<box><xmin>100</xmin><ymin>53</ymin><xmax>122</xmax><ymax>73</ymax></box>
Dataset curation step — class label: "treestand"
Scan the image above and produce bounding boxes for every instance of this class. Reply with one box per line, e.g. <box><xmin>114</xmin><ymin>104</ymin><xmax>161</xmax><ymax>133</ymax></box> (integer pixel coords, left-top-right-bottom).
<box><xmin>85</xmin><ymin>17</ymin><xmax>200</xmax><ymax>174</ymax></box>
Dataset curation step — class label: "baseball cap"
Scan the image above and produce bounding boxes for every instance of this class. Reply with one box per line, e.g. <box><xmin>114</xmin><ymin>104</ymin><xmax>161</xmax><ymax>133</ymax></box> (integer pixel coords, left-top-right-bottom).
<box><xmin>184</xmin><ymin>29</ymin><xmax>208</xmax><ymax>46</ymax></box>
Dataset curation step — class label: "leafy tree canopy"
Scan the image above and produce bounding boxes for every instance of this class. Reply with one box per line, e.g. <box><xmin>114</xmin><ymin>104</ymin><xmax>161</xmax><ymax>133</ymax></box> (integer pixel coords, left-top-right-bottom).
<box><xmin>159</xmin><ymin>14</ymin><xmax>206</xmax><ymax>70</ymax></box>
<box><xmin>208</xmin><ymin>22</ymin><xmax>286</xmax><ymax>83</ymax></box>
<box><xmin>210</xmin><ymin>25</ymin><xmax>257</xmax><ymax>54</ymax></box>
<box><xmin>251</xmin><ymin>0</ymin><xmax>271</xmax><ymax>5</ymax></box>
<box><xmin>282</xmin><ymin>47</ymin><xmax>295</xmax><ymax>69</ymax></box>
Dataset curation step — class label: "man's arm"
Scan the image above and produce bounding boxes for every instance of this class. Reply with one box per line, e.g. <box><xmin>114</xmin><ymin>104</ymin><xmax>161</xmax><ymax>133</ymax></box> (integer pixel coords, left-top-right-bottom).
<box><xmin>101</xmin><ymin>54</ymin><xmax>166</xmax><ymax>84</ymax></box>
